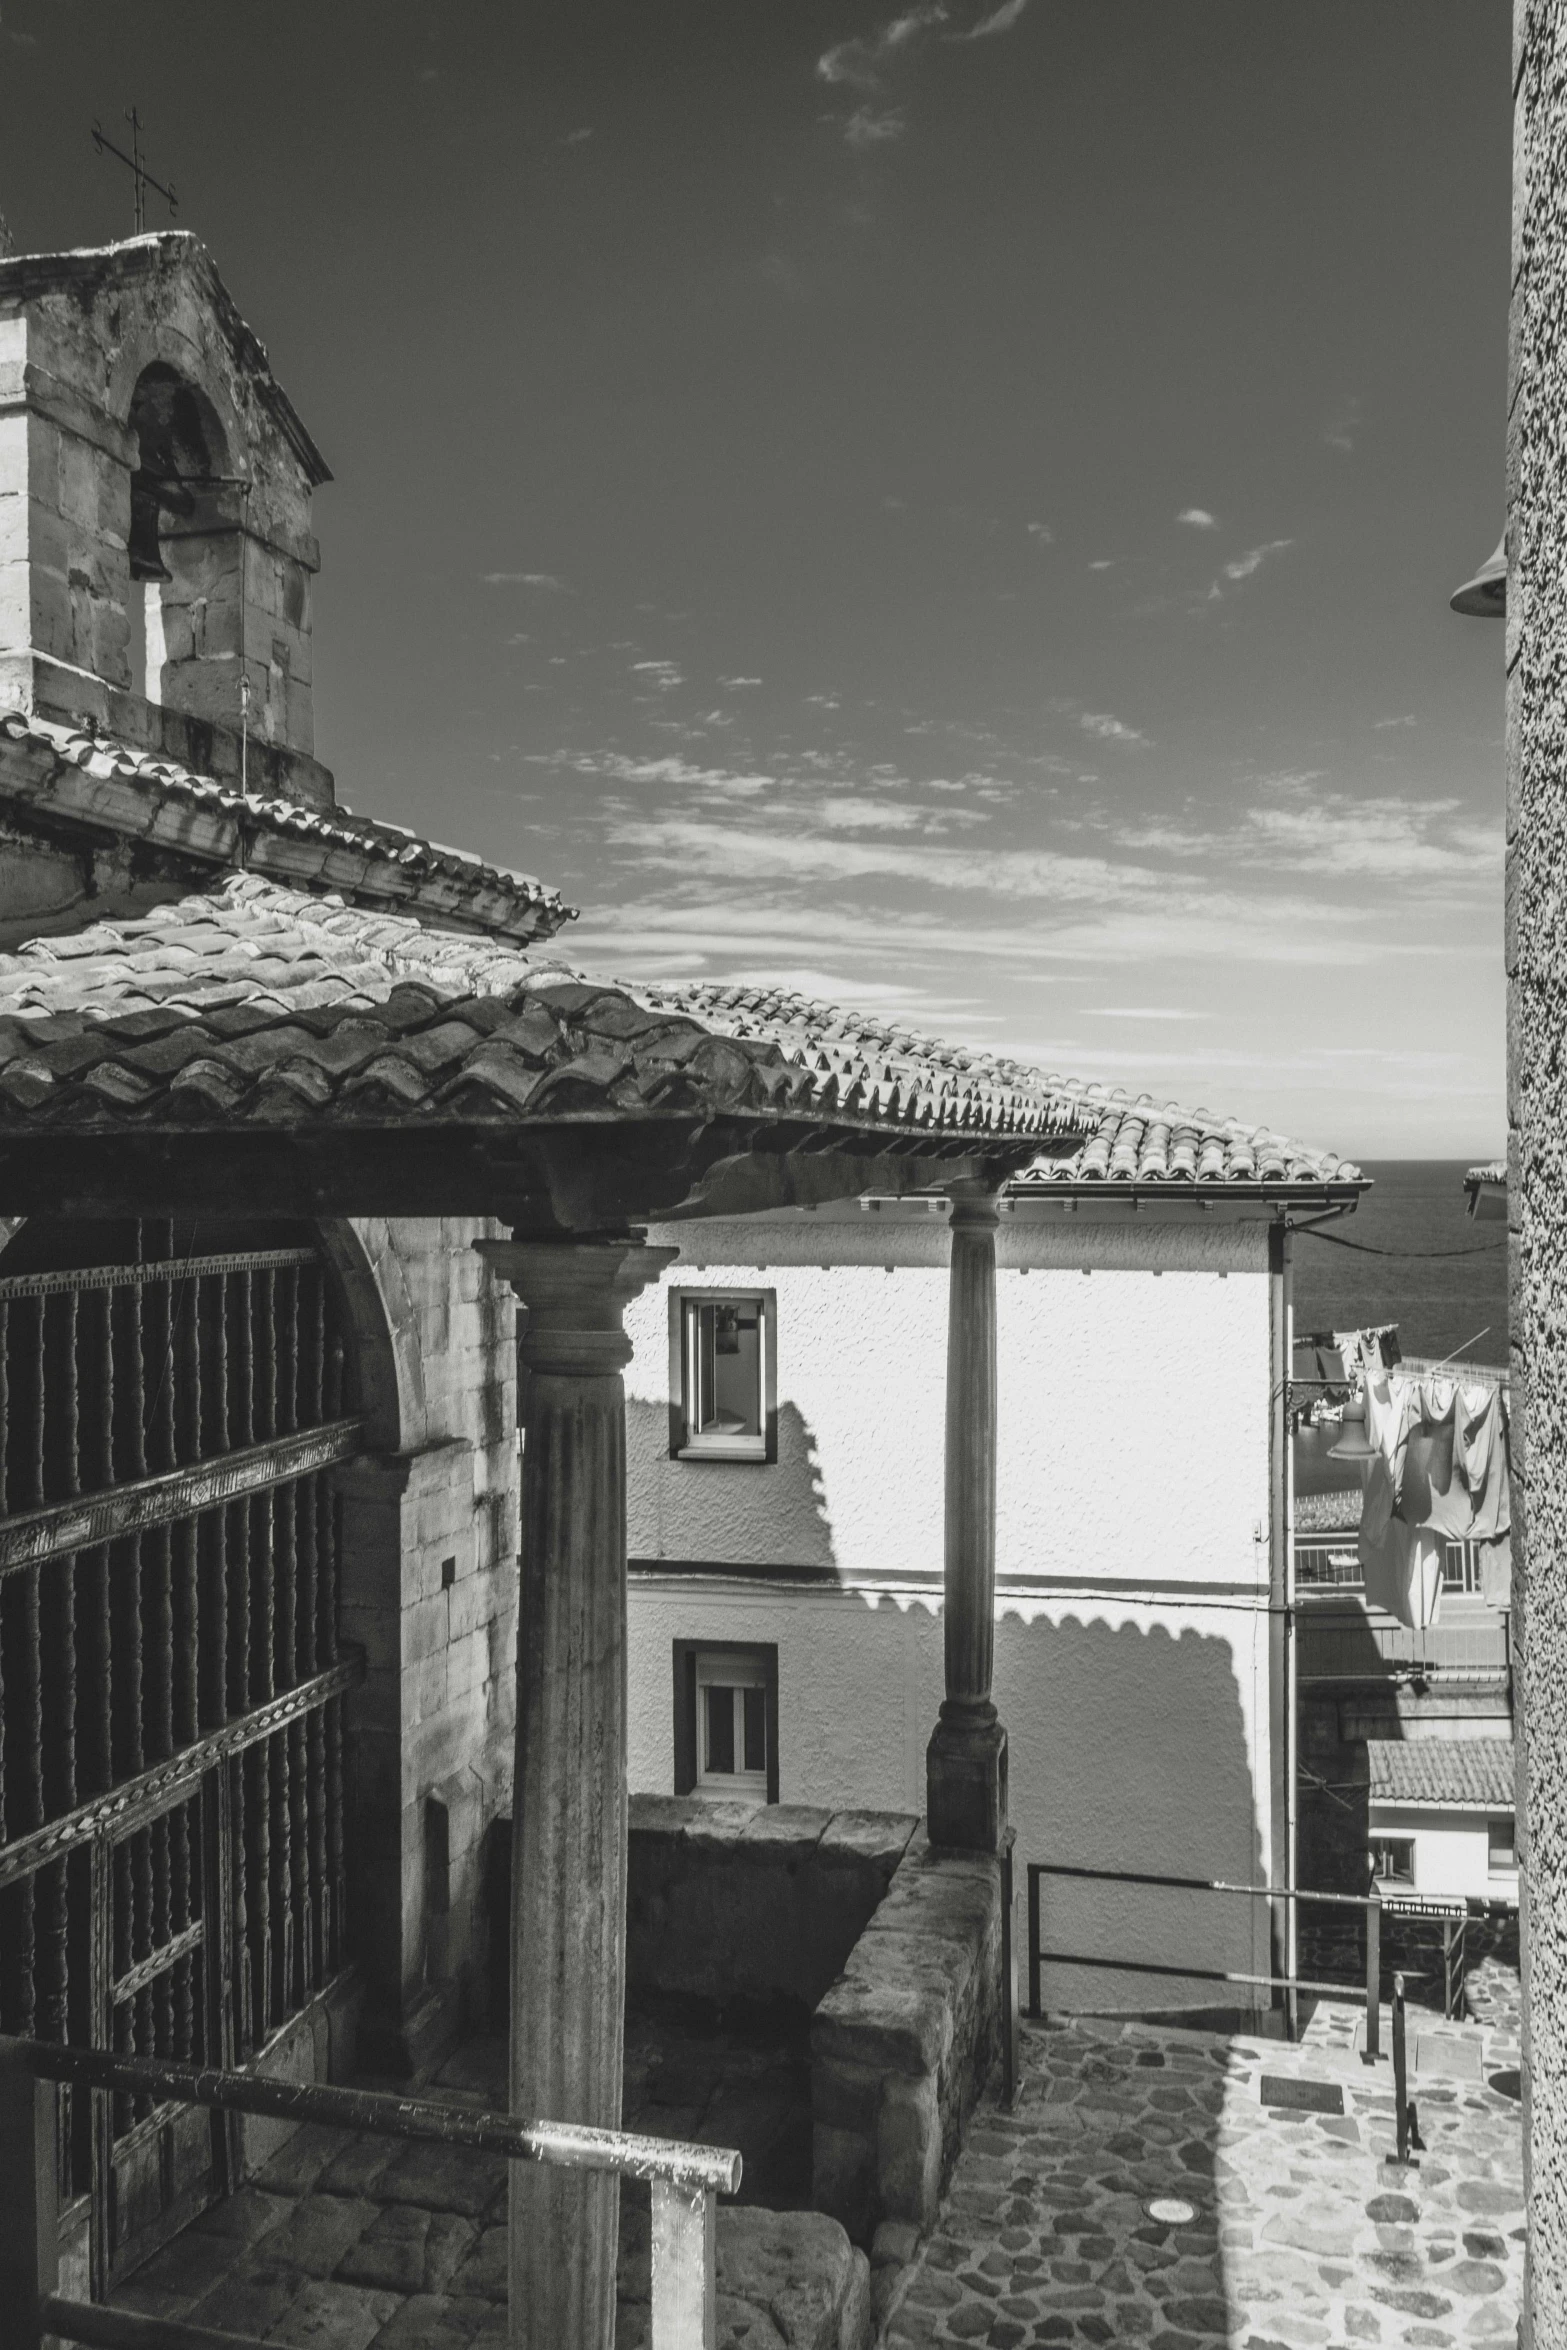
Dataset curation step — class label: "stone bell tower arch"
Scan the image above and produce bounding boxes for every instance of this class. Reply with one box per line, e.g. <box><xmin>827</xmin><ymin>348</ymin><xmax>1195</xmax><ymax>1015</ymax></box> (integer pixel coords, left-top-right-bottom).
<box><xmin>0</xmin><ymin>231</ymin><xmax>334</xmax><ymax>808</ymax></box>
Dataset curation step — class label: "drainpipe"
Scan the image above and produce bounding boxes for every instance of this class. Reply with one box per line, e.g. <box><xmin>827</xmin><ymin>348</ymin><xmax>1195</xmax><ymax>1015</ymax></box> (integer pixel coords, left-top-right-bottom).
<box><xmin>1269</xmin><ymin>1217</ymin><xmax>1298</xmax><ymax>2038</ymax></box>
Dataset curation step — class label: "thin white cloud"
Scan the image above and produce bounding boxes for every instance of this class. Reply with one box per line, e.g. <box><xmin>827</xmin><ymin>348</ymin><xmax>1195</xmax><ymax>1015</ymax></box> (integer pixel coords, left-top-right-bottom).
<box><xmin>563</xmin><ymin>128</ymin><xmax>593</xmax><ymax>145</ymax></box>
<box><xmin>818</xmin><ymin>4</ymin><xmax>947</xmax><ymax>88</ymax></box>
<box><xmin>1177</xmin><ymin>508</ymin><xmax>1218</xmax><ymax>530</ymax></box>
<box><xmin>962</xmin><ymin>0</ymin><xmax>1032</xmax><ymax>37</ymax></box>
<box><xmin>1086</xmin><ymin>1007</ymin><xmax>1207</xmax><ymax>1021</ymax></box>
<box><xmin>481</xmin><ymin>571</ymin><xmax>571</xmax><ymax>590</ymax></box>
<box><xmin>1373</xmin><ymin>714</ymin><xmax>1417</xmax><ymax>730</ymax></box>
<box><xmin>1324</xmin><ymin>396</ymin><xmax>1361</xmax><ymax>454</ymax></box>
<box><xmin>844</xmin><ymin>106</ymin><xmax>906</xmax><ymax>147</ymax></box>
<box><xmin>1026</xmin><ymin>521</ymin><xmax>1054</xmax><ymax>544</ymax></box>
<box><xmin>1220</xmin><ymin>539</ymin><xmax>1292</xmax><ymax>585</ymax></box>
<box><xmin>722</xmin><ymin>676</ymin><xmax>763</xmax><ymax>689</ymax></box>
<box><xmin>1080</xmin><ymin>712</ymin><xmax>1148</xmax><ymax>746</ymax></box>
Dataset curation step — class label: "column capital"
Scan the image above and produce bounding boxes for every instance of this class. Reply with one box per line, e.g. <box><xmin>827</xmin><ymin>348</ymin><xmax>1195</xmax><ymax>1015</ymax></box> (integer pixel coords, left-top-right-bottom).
<box><xmin>477</xmin><ymin>1233</ymin><xmax>677</xmax><ymax>1378</ymax></box>
<box><xmin>945</xmin><ymin>1185</ymin><xmax>1003</xmax><ymax>1235</ymax></box>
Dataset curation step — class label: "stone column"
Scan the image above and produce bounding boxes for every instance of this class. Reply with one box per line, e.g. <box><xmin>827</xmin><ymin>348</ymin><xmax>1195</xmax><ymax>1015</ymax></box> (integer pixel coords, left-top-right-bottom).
<box><xmin>477</xmin><ymin>1232</ymin><xmax>676</xmax><ymax>2350</ymax></box>
<box><xmin>926</xmin><ymin>1191</ymin><xmax>1008</xmax><ymax>1851</ymax></box>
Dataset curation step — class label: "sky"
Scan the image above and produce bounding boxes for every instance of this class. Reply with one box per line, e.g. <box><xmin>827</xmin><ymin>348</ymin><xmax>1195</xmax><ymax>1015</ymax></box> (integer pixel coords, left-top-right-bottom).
<box><xmin>0</xmin><ymin>1</ymin><xmax>1512</xmax><ymax>1159</ymax></box>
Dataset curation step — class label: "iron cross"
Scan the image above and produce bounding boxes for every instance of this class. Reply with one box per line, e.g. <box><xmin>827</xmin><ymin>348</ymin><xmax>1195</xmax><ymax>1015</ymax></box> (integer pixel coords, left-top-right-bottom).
<box><xmin>92</xmin><ymin>109</ymin><xmax>178</xmax><ymax>235</ymax></box>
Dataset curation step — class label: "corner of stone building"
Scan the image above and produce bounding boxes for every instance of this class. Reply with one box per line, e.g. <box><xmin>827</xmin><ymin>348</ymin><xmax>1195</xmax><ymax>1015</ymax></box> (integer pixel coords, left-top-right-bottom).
<box><xmin>333</xmin><ymin>1215</ymin><xmax>519</xmax><ymax>2077</ymax></box>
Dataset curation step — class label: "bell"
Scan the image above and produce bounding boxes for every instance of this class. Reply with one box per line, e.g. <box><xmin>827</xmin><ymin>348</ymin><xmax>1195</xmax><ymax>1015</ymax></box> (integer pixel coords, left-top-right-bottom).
<box><xmin>128</xmin><ymin>477</ymin><xmax>171</xmax><ymax>583</ymax></box>
<box><xmin>1329</xmin><ymin>1395</ymin><xmax>1377</xmax><ymax>1462</ymax></box>
<box><xmin>1450</xmin><ymin>533</ymin><xmax>1506</xmax><ymax>619</ymax></box>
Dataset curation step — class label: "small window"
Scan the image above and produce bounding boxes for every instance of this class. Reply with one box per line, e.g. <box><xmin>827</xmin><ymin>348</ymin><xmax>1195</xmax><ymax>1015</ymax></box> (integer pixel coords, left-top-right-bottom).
<box><xmin>669</xmin><ymin>1289</ymin><xmax>776</xmax><ymax>1462</ymax></box>
<box><xmin>1442</xmin><ymin>1542</ymin><xmax>1481</xmax><ymax>1594</ymax></box>
<box><xmin>673</xmin><ymin>1641</ymin><xmax>778</xmax><ymax>1804</ymax></box>
<box><xmin>1370</xmin><ymin>1834</ymin><xmax>1415</xmax><ymax>1887</ymax></box>
<box><xmin>1488</xmin><ymin>1816</ymin><xmax>1517</xmax><ymax>1871</ymax></box>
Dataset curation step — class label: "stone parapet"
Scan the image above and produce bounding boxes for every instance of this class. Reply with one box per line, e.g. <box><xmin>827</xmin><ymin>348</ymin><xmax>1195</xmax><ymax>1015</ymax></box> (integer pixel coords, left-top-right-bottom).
<box><xmin>810</xmin><ymin>1832</ymin><xmax>1003</xmax><ymax>2246</ymax></box>
<box><xmin>626</xmin><ymin>1795</ymin><xmax>919</xmax><ymax>2011</ymax></box>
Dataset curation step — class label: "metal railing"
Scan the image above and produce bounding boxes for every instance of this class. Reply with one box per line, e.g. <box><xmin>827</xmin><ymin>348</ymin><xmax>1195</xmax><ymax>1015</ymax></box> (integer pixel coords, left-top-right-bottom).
<box><xmin>1025</xmin><ymin>1859</ymin><xmax>1410</xmax><ymax>2054</ymax></box>
<box><xmin>0</xmin><ymin>2037</ymin><xmax>741</xmax><ymax>2350</ymax></box>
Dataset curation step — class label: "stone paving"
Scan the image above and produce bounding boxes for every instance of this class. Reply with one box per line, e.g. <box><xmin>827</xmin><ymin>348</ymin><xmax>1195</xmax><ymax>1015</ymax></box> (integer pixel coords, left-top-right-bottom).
<box><xmin>880</xmin><ymin>1999</ymin><xmax>1524</xmax><ymax>2350</ymax></box>
<box><xmin>110</xmin><ymin>2024</ymin><xmax>855</xmax><ymax>2350</ymax></box>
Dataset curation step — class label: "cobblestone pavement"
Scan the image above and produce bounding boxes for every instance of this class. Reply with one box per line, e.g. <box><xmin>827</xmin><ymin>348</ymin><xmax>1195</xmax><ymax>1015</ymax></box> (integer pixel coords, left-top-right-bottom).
<box><xmin>881</xmin><ymin>2000</ymin><xmax>1523</xmax><ymax>2350</ymax></box>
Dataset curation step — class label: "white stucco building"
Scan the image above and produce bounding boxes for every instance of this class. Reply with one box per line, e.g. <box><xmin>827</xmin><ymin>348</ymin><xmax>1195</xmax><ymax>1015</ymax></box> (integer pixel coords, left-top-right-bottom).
<box><xmin>619</xmin><ymin>1058</ymin><xmax>1366</xmax><ymax>2021</ymax></box>
<box><xmin>1367</xmin><ymin>1736</ymin><xmax>1519</xmax><ymax>1907</ymax></box>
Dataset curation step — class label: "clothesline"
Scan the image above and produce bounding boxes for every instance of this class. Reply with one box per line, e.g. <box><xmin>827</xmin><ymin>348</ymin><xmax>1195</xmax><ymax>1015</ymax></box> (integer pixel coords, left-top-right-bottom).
<box><xmin>1295</xmin><ymin>1228</ymin><xmax>1504</xmax><ymax>1261</ymax></box>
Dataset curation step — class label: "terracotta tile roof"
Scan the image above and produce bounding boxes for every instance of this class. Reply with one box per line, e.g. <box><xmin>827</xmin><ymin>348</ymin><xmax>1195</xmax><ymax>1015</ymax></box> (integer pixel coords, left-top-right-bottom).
<box><xmin>1366</xmin><ymin>1738</ymin><xmax>1515</xmax><ymax>1812</ymax></box>
<box><xmin>1011</xmin><ymin>1084</ymin><xmax>1362</xmax><ymax>1189</ymax></box>
<box><xmin>0</xmin><ymin>878</ymin><xmax>1077</xmax><ymax>1141</ymax></box>
<box><xmin>0</xmin><ymin>714</ymin><xmax>573</xmax><ymax>945</ymax></box>
<box><xmin>646</xmin><ymin>984</ymin><xmax>1364</xmax><ymax>1191</ymax></box>
<box><xmin>636</xmin><ymin>979</ymin><xmax>1082</xmax><ymax>1144</ymax></box>
<box><xmin>1296</xmin><ymin>1489</ymin><xmax>1364</xmax><ymax>1535</ymax></box>
<box><xmin>1465</xmin><ymin>1161</ymin><xmax>1507</xmax><ymax>1185</ymax></box>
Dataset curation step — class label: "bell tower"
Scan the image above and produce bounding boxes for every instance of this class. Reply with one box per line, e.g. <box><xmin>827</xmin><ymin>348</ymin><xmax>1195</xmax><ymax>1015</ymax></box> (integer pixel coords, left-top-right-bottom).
<box><xmin>0</xmin><ymin>232</ymin><xmax>334</xmax><ymax>807</ymax></box>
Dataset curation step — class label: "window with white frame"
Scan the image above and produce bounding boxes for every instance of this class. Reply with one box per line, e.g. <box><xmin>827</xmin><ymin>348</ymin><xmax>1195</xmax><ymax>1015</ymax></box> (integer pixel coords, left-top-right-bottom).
<box><xmin>1369</xmin><ymin>1833</ymin><xmax>1415</xmax><ymax>1887</ymax></box>
<box><xmin>1488</xmin><ymin>1816</ymin><xmax>1517</xmax><ymax>1871</ymax></box>
<box><xmin>697</xmin><ymin>1650</ymin><xmax>769</xmax><ymax>1798</ymax></box>
<box><xmin>670</xmin><ymin>1289</ymin><xmax>775</xmax><ymax>1461</ymax></box>
<box><xmin>673</xmin><ymin>1641</ymin><xmax>778</xmax><ymax>1805</ymax></box>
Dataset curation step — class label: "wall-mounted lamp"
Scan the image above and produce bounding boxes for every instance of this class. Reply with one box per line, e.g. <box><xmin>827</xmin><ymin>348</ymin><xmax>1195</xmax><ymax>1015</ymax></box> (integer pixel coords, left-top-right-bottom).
<box><xmin>1450</xmin><ymin>534</ymin><xmax>1506</xmax><ymax>619</ymax></box>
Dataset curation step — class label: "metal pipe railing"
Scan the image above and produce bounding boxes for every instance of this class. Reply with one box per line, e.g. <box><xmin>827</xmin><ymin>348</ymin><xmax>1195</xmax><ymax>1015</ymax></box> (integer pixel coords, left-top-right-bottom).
<box><xmin>0</xmin><ymin>2037</ymin><xmax>740</xmax><ymax>2350</ymax></box>
<box><xmin>1025</xmin><ymin>1859</ymin><xmax>1390</xmax><ymax>2059</ymax></box>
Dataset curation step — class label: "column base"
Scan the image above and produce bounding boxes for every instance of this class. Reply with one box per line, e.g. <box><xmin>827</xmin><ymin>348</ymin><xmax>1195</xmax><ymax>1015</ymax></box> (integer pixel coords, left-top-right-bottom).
<box><xmin>926</xmin><ymin>1707</ymin><xmax>1008</xmax><ymax>1852</ymax></box>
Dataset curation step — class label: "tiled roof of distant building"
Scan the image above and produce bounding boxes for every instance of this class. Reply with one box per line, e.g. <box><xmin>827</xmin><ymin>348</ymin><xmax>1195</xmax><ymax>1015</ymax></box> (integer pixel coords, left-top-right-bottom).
<box><xmin>1296</xmin><ymin>1489</ymin><xmax>1364</xmax><ymax>1535</ymax></box>
<box><xmin>1366</xmin><ymin>1737</ymin><xmax>1516</xmax><ymax>1812</ymax></box>
<box><xmin>637</xmin><ymin>984</ymin><xmax>1363</xmax><ymax>1193</ymax></box>
<box><xmin>0</xmin><ymin>713</ymin><xmax>573</xmax><ymax>945</ymax></box>
<box><xmin>0</xmin><ymin>878</ymin><xmax>1079</xmax><ymax>1140</ymax></box>
<box><xmin>1466</xmin><ymin>1161</ymin><xmax>1507</xmax><ymax>1185</ymax></box>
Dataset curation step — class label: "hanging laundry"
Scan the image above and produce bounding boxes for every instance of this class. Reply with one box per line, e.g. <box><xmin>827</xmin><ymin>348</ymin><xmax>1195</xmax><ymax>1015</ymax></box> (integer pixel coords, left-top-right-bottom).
<box><xmin>1355</xmin><ymin>1365</ymin><xmax>1511</xmax><ymax>1629</ymax></box>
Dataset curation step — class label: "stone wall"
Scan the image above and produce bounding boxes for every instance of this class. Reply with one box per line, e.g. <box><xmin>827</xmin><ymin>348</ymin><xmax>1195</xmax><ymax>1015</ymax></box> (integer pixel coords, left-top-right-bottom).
<box><xmin>1509</xmin><ymin>4</ymin><xmax>1567</xmax><ymax>2338</ymax></box>
<box><xmin>621</xmin><ymin>1797</ymin><xmax>1002</xmax><ymax>2253</ymax></box>
<box><xmin>333</xmin><ymin>1215</ymin><xmax>519</xmax><ymax>2072</ymax></box>
<box><xmin>626</xmin><ymin>1795</ymin><xmax>918</xmax><ymax>2010</ymax></box>
<box><xmin>811</xmin><ymin>1833</ymin><xmax>1003</xmax><ymax>2249</ymax></box>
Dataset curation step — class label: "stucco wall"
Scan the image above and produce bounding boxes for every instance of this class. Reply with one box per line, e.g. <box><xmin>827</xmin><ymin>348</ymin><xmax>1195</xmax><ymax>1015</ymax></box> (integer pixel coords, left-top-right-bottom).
<box><xmin>1509</xmin><ymin>3</ymin><xmax>1567</xmax><ymax>2334</ymax></box>
<box><xmin>1370</xmin><ymin>1806</ymin><xmax>1518</xmax><ymax>1906</ymax></box>
<box><xmin>624</xmin><ymin>1212</ymin><xmax>1280</xmax><ymax>2013</ymax></box>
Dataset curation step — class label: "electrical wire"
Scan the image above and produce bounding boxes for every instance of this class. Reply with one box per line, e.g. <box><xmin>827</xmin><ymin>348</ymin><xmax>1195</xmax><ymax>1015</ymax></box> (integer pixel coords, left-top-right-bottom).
<box><xmin>1294</xmin><ymin>1227</ymin><xmax>1504</xmax><ymax>1260</ymax></box>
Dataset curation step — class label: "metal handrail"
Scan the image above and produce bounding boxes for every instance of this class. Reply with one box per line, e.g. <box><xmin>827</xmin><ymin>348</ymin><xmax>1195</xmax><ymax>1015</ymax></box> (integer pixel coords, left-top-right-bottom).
<box><xmin>0</xmin><ymin>2036</ymin><xmax>739</xmax><ymax>2350</ymax></box>
<box><xmin>1025</xmin><ymin>1858</ymin><xmax>1390</xmax><ymax>2059</ymax></box>
<box><xmin>20</xmin><ymin>2039</ymin><xmax>740</xmax><ymax>2193</ymax></box>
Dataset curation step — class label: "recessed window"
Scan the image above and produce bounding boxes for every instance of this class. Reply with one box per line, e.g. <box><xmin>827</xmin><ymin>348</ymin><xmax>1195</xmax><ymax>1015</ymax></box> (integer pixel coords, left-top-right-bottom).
<box><xmin>673</xmin><ymin>1641</ymin><xmax>778</xmax><ymax>1805</ymax></box>
<box><xmin>1370</xmin><ymin>1834</ymin><xmax>1415</xmax><ymax>1887</ymax></box>
<box><xmin>698</xmin><ymin>1651</ymin><xmax>769</xmax><ymax>1797</ymax></box>
<box><xmin>1489</xmin><ymin>1817</ymin><xmax>1517</xmax><ymax>1870</ymax></box>
<box><xmin>669</xmin><ymin>1289</ymin><xmax>776</xmax><ymax>1462</ymax></box>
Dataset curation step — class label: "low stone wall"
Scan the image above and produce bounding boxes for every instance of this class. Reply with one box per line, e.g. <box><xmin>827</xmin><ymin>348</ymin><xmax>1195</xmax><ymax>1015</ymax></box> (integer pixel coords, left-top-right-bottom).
<box><xmin>619</xmin><ymin>2194</ymin><xmax>871</xmax><ymax>2350</ymax></box>
<box><xmin>626</xmin><ymin>1796</ymin><xmax>919</xmax><ymax>2010</ymax></box>
<box><xmin>811</xmin><ymin>1834</ymin><xmax>1003</xmax><ymax>2248</ymax></box>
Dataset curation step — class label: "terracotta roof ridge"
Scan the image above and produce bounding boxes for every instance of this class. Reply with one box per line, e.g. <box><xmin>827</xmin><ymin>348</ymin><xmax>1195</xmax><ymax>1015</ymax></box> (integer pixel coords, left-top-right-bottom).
<box><xmin>0</xmin><ymin>712</ymin><xmax>577</xmax><ymax>945</ymax></box>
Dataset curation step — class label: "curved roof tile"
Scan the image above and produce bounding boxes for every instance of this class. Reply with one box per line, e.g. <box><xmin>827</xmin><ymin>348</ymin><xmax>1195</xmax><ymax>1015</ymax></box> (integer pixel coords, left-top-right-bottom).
<box><xmin>643</xmin><ymin>982</ymin><xmax>1363</xmax><ymax>1190</ymax></box>
<box><xmin>0</xmin><ymin>714</ymin><xmax>574</xmax><ymax>945</ymax></box>
<box><xmin>0</xmin><ymin>877</ymin><xmax>1074</xmax><ymax>1145</ymax></box>
<box><xmin>0</xmin><ymin>880</ymin><xmax>1366</xmax><ymax>1183</ymax></box>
